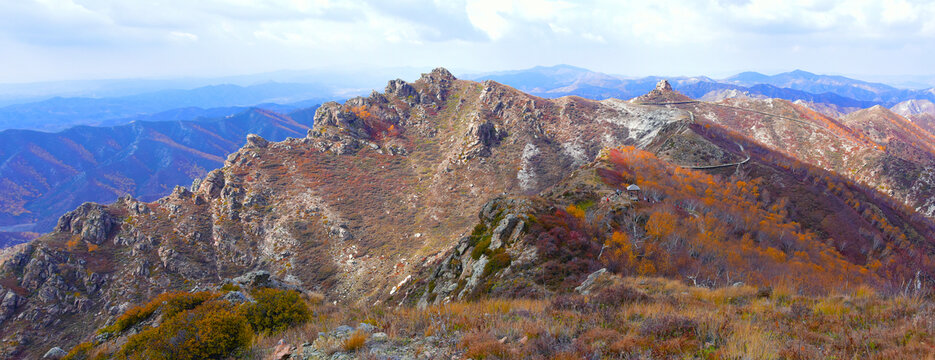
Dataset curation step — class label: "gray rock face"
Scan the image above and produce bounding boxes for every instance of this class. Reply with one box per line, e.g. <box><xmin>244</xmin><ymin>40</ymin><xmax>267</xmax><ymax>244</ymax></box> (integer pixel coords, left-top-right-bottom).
<box><xmin>357</xmin><ymin>322</ymin><xmax>376</xmax><ymax>333</ymax></box>
<box><xmin>474</xmin><ymin>121</ymin><xmax>504</xmax><ymax>157</ymax></box>
<box><xmin>311</xmin><ymin>102</ymin><xmax>370</xmax><ymax>139</ymax></box>
<box><xmin>656</xmin><ymin>79</ymin><xmax>673</xmax><ymax>92</ymax></box>
<box><xmin>0</xmin><ymin>291</ymin><xmax>23</xmax><ymax>322</ymax></box>
<box><xmin>222</xmin><ymin>291</ymin><xmax>251</xmax><ymax>304</ymax></box>
<box><xmin>42</xmin><ymin>347</ymin><xmax>66</xmax><ymax>359</ymax></box>
<box><xmin>574</xmin><ymin>268</ymin><xmax>608</xmax><ymax>295</ymax></box>
<box><xmin>371</xmin><ymin>332</ymin><xmax>388</xmax><ymax>342</ymax></box>
<box><xmin>413</xmin><ymin>197</ymin><xmax>539</xmax><ymax>306</ymax></box>
<box><xmin>233</xmin><ymin>270</ymin><xmax>272</xmax><ymax>288</ymax></box>
<box><xmin>385</xmin><ymin>79</ymin><xmax>419</xmax><ymax>101</ymax></box>
<box><xmin>54</xmin><ymin>203</ymin><xmax>117</xmax><ymax>245</ymax></box>
<box><xmin>416</xmin><ymin>68</ymin><xmax>455</xmax><ymax>104</ymax></box>
<box><xmin>334</xmin><ymin>325</ymin><xmax>354</xmax><ymax>335</ymax></box>
<box><xmin>230</xmin><ymin>270</ymin><xmax>301</xmax><ymax>292</ymax></box>
<box><xmin>246</xmin><ymin>133</ymin><xmax>269</xmax><ymax>148</ymax></box>
<box><xmin>489</xmin><ymin>214</ymin><xmax>519</xmax><ymax>250</ymax></box>
<box><xmin>460</xmin><ymin>254</ymin><xmax>488</xmax><ymax>299</ymax></box>
<box><xmin>199</xmin><ymin>169</ymin><xmax>226</xmax><ymax>199</ymax></box>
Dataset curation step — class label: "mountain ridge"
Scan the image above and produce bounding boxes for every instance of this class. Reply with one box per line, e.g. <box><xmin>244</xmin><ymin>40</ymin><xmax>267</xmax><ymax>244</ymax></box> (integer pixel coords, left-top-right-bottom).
<box><xmin>466</xmin><ymin>65</ymin><xmax>935</xmax><ymax>117</ymax></box>
<box><xmin>1</xmin><ymin>70</ymin><xmax>934</xmax><ymax>358</ymax></box>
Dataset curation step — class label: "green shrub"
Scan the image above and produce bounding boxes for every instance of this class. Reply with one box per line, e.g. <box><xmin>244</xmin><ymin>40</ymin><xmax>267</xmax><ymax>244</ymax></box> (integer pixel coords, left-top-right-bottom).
<box><xmin>161</xmin><ymin>291</ymin><xmax>218</xmax><ymax>319</ymax></box>
<box><xmin>220</xmin><ymin>283</ymin><xmax>241</xmax><ymax>292</ymax></box>
<box><xmin>469</xmin><ymin>223</ymin><xmax>488</xmax><ymax>246</ymax></box>
<box><xmin>471</xmin><ymin>236</ymin><xmax>492</xmax><ymax>260</ymax></box>
<box><xmin>483</xmin><ymin>250</ymin><xmax>511</xmax><ymax>276</ymax></box>
<box><xmin>119</xmin><ymin>301</ymin><xmax>252</xmax><ymax>360</ymax></box>
<box><xmin>240</xmin><ymin>288</ymin><xmax>311</xmax><ymax>334</ymax></box>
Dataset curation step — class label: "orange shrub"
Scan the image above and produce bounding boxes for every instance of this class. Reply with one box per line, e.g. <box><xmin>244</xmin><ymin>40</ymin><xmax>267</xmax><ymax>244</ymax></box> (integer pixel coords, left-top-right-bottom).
<box><xmin>343</xmin><ymin>331</ymin><xmax>368</xmax><ymax>352</ymax></box>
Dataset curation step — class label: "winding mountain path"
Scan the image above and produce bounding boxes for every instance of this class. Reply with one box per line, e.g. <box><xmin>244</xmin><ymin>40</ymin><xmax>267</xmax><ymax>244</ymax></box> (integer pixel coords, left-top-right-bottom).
<box><xmin>685</xmin><ymin>142</ymin><xmax>750</xmax><ymax>170</ymax></box>
<box><xmin>637</xmin><ymin>100</ymin><xmax>827</xmax><ymax>129</ymax></box>
<box><xmin>637</xmin><ymin>101</ymin><xmax>751</xmax><ymax>170</ymax></box>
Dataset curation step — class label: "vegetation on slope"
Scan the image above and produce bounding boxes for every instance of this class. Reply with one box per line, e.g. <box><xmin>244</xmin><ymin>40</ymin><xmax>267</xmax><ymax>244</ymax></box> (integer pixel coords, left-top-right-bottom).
<box><xmin>64</xmin><ymin>275</ymin><xmax>935</xmax><ymax>359</ymax></box>
<box><xmin>63</xmin><ymin>287</ymin><xmax>313</xmax><ymax>360</ymax></box>
<box><xmin>270</xmin><ymin>277</ymin><xmax>935</xmax><ymax>359</ymax></box>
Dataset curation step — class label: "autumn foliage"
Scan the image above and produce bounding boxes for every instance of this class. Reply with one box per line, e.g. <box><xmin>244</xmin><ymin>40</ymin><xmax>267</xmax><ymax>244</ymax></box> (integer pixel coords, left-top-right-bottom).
<box><xmin>118</xmin><ymin>301</ymin><xmax>252</xmax><ymax>360</ymax></box>
<box><xmin>518</xmin><ymin>140</ymin><xmax>935</xmax><ymax>295</ymax></box>
<box><xmin>99</xmin><ymin>291</ymin><xmax>218</xmax><ymax>335</ymax></box>
<box><xmin>240</xmin><ymin>288</ymin><xmax>312</xmax><ymax>334</ymax></box>
<box><xmin>348</xmin><ymin>105</ymin><xmax>401</xmax><ymax>141</ymax></box>
<box><xmin>592</xmin><ymin>144</ymin><xmax>935</xmax><ymax>293</ymax></box>
<box><xmin>75</xmin><ymin>287</ymin><xmax>314</xmax><ymax>359</ymax></box>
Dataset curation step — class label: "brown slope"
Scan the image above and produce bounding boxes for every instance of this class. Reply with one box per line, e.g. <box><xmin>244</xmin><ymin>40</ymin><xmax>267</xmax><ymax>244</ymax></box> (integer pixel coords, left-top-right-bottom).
<box><xmin>402</xmin><ymin>117</ymin><xmax>935</xmax><ymax>307</ymax></box>
<box><xmin>0</xmin><ymin>69</ymin><xmax>694</xmax><ymax>358</ymax></box>
<box><xmin>659</xmin><ymin>97</ymin><xmax>935</xmax><ymax>219</ymax></box>
<box><xmin>908</xmin><ymin>112</ymin><xmax>935</xmax><ymax>136</ymax></box>
<box><xmin>841</xmin><ymin>105</ymin><xmax>935</xmax><ymax>164</ymax></box>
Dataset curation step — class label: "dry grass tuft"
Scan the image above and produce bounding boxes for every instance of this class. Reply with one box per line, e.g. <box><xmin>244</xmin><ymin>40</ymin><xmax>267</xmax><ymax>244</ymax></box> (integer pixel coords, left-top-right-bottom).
<box><xmin>343</xmin><ymin>331</ymin><xmax>368</xmax><ymax>352</ymax></box>
<box><xmin>461</xmin><ymin>331</ymin><xmax>516</xmax><ymax>359</ymax></box>
<box><xmin>723</xmin><ymin>321</ymin><xmax>780</xmax><ymax>360</ymax></box>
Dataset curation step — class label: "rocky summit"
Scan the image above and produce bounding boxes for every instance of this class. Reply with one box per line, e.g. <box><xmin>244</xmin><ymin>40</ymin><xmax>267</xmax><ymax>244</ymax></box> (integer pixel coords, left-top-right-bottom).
<box><xmin>1</xmin><ymin>69</ymin><xmax>935</xmax><ymax>359</ymax></box>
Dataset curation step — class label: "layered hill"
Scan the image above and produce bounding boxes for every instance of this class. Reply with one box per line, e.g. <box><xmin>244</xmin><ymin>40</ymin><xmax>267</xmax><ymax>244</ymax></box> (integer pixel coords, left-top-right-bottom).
<box><xmin>469</xmin><ymin>65</ymin><xmax>934</xmax><ymax>119</ymax></box>
<box><xmin>0</xmin><ymin>83</ymin><xmax>333</xmax><ymax>132</ymax></box>
<box><xmin>892</xmin><ymin>99</ymin><xmax>935</xmax><ymax>135</ymax></box>
<box><xmin>642</xmin><ymin>96</ymin><xmax>935</xmax><ymax>218</ymax></box>
<box><xmin>724</xmin><ymin>70</ymin><xmax>902</xmax><ymax>102</ymax></box>
<box><xmin>1</xmin><ymin>69</ymin><xmax>934</xmax><ymax>358</ymax></box>
<box><xmin>0</xmin><ymin>108</ymin><xmax>316</xmax><ymax>246</ymax></box>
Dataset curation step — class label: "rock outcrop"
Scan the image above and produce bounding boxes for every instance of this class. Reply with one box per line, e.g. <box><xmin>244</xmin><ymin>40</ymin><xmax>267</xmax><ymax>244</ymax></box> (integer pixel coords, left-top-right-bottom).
<box><xmin>631</xmin><ymin>79</ymin><xmax>694</xmax><ymax>103</ymax></box>
<box><xmin>54</xmin><ymin>203</ymin><xmax>118</xmax><ymax>245</ymax></box>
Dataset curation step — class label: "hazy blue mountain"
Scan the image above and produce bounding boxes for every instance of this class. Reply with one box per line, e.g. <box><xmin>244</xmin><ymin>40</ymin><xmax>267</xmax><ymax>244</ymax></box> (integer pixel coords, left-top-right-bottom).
<box><xmin>0</xmin><ymin>106</ymin><xmax>318</xmax><ymax>246</ymax></box>
<box><xmin>723</xmin><ymin>69</ymin><xmax>935</xmax><ymax>104</ymax></box>
<box><xmin>466</xmin><ymin>65</ymin><xmax>932</xmax><ymax>113</ymax></box>
<box><xmin>0</xmin><ymin>67</ymin><xmax>430</xmax><ymax>107</ymax></box>
<box><xmin>0</xmin><ymin>82</ymin><xmax>336</xmax><ymax>131</ymax></box>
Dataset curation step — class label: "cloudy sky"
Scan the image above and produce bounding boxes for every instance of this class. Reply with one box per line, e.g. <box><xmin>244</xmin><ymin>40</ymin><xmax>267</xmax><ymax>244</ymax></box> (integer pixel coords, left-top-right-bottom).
<box><xmin>1</xmin><ymin>0</ymin><xmax>934</xmax><ymax>83</ymax></box>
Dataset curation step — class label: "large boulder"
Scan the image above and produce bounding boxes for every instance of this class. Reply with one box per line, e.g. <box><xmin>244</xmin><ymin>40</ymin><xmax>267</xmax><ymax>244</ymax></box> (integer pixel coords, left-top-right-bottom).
<box><xmin>54</xmin><ymin>203</ymin><xmax>118</xmax><ymax>245</ymax></box>
<box><xmin>245</xmin><ymin>133</ymin><xmax>269</xmax><ymax>148</ymax></box>
<box><xmin>42</xmin><ymin>347</ymin><xmax>66</xmax><ymax>359</ymax></box>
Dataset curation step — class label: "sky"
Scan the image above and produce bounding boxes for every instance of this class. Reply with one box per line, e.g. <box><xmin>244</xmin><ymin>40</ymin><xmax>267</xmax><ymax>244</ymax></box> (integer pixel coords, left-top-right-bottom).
<box><xmin>1</xmin><ymin>0</ymin><xmax>934</xmax><ymax>84</ymax></box>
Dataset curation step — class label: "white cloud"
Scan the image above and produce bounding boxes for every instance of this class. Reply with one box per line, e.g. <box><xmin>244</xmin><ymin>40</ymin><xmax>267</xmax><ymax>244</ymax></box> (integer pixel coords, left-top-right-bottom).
<box><xmin>0</xmin><ymin>0</ymin><xmax>934</xmax><ymax>82</ymax></box>
<box><xmin>465</xmin><ymin>0</ymin><xmax>513</xmax><ymax>40</ymax></box>
<box><xmin>169</xmin><ymin>31</ymin><xmax>199</xmax><ymax>42</ymax></box>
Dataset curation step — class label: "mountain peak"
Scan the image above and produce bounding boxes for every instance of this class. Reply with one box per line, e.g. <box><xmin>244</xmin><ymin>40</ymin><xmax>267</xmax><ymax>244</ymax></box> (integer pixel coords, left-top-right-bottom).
<box><xmin>789</xmin><ymin>69</ymin><xmax>815</xmax><ymax>76</ymax></box>
<box><xmin>420</xmin><ymin>67</ymin><xmax>456</xmax><ymax>83</ymax></box>
<box><xmin>865</xmin><ymin>104</ymin><xmax>896</xmax><ymax>115</ymax></box>
<box><xmin>631</xmin><ymin>79</ymin><xmax>692</xmax><ymax>103</ymax></box>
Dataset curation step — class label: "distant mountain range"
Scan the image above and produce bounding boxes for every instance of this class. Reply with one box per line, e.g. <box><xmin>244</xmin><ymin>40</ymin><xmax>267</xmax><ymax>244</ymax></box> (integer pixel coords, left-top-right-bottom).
<box><xmin>465</xmin><ymin>65</ymin><xmax>935</xmax><ymax>115</ymax></box>
<box><xmin>0</xmin><ymin>82</ymin><xmax>337</xmax><ymax>132</ymax></box>
<box><xmin>0</xmin><ymin>106</ymin><xmax>318</xmax><ymax>245</ymax></box>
